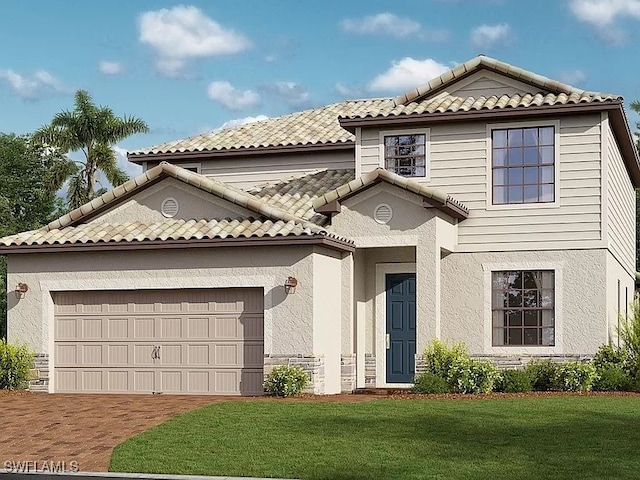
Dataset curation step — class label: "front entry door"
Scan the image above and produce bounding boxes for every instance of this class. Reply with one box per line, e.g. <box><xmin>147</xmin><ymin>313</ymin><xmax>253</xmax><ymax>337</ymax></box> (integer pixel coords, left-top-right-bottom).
<box><xmin>385</xmin><ymin>273</ymin><xmax>416</xmax><ymax>383</ymax></box>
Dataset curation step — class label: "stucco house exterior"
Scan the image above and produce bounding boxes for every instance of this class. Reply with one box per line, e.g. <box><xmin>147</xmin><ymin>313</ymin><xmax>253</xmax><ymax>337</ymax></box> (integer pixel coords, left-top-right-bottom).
<box><xmin>1</xmin><ymin>55</ymin><xmax>638</xmax><ymax>395</ymax></box>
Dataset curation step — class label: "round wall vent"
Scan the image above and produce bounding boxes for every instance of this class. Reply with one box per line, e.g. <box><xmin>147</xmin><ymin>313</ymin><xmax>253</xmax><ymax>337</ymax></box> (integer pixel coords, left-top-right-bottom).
<box><xmin>161</xmin><ymin>197</ymin><xmax>179</xmax><ymax>218</ymax></box>
<box><xmin>374</xmin><ymin>204</ymin><xmax>393</xmax><ymax>224</ymax></box>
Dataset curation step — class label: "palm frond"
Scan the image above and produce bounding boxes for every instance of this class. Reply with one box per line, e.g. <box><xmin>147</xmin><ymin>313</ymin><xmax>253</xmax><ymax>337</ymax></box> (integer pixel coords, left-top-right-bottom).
<box><xmin>44</xmin><ymin>158</ymin><xmax>80</xmax><ymax>194</ymax></box>
<box><xmin>67</xmin><ymin>172</ymin><xmax>88</xmax><ymax>210</ymax></box>
<box><xmin>93</xmin><ymin>143</ymin><xmax>129</xmax><ymax>187</ymax></box>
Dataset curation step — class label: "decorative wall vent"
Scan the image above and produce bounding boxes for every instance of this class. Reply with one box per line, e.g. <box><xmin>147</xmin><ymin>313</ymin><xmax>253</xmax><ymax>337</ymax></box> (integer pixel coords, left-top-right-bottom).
<box><xmin>374</xmin><ymin>204</ymin><xmax>393</xmax><ymax>224</ymax></box>
<box><xmin>161</xmin><ymin>197</ymin><xmax>179</xmax><ymax>218</ymax></box>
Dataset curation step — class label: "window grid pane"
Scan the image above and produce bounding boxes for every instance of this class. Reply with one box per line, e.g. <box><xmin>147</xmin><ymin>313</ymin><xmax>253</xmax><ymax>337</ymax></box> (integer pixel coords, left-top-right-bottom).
<box><xmin>384</xmin><ymin>134</ymin><xmax>426</xmax><ymax>178</ymax></box>
<box><xmin>492</xmin><ymin>127</ymin><xmax>554</xmax><ymax>205</ymax></box>
<box><xmin>491</xmin><ymin>270</ymin><xmax>555</xmax><ymax>346</ymax></box>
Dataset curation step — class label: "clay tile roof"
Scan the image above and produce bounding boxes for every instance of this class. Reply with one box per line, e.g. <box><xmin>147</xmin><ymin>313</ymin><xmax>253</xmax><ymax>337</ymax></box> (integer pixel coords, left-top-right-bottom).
<box><xmin>312</xmin><ymin>168</ymin><xmax>469</xmax><ymax>219</ymax></box>
<box><xmin>341</xmin><ymin>92</ymin><xmax>622</xmax><ymax>121</ymax></box>
<box><xmin>130</xmin><ymin>99</ymin><xmax>392</xmax><ymax>156</ymax></box>
<box><xmin>0</xmin><ymin>218</ymin><xmax>351</xmax><ymax>247</ymax></box>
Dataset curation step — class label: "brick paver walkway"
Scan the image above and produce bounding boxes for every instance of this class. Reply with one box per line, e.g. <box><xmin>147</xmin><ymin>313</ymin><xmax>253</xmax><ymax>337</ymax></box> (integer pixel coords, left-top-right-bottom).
<box><xmin>0</xmin><ymin>393</ymin><xmax>229</xmax><ymax>472</ymax></box>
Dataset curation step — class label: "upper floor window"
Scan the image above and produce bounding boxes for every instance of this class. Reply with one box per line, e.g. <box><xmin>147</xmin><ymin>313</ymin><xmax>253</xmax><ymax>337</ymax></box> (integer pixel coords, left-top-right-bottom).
<box><xmin>492</xmin><ymin>126</ymin><xmax>555</xmax><ymax>205</ymax></box>
<box><xmin>384</xmin><ymin>134</ymin><xmax>426</xmax><ymax>177</ymax></box>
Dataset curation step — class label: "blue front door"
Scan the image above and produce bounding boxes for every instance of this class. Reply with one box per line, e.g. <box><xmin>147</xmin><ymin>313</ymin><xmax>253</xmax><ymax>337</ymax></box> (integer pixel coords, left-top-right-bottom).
<box><xmin>385</xmin><ymin>273</ymin><xmax>416</xmax><ymax>383</ymax></box>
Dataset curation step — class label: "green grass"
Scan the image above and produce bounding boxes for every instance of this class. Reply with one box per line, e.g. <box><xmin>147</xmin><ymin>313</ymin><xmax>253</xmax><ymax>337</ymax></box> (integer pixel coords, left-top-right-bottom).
<box><xmin>110</xmin><ymin>397</ymin><xmax>640</xmax><ymax>480</ymax></box>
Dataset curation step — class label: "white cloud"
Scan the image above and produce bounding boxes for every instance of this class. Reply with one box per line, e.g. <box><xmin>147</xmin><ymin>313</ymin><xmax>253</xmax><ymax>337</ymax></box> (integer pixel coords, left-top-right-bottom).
<box><xmin>470</xmin><ymin>23</ymin><xmax>511</xmax><ymax>48</ymax></box>
<box><xmin>99</xmin><ymin>61</ymin><xmax>124</xmax><ymax>76</ymax></box>
<box><xmin>207</xmin><ymin>81</ymin><xmax>261</xmax><ymax>110</ymax></box>
<box><xmin>219</xmin><ymin>115</ymin><xmax>269</xmax><ymax>129</ymax></box>
<box><xmin>369</xmin><ymin>57</ymin><xmax>450</xmax><ymax>92</ymax></box>
<box><xmin>0</xmin><ymin>69</ymin><xmax>69</xmax><ymax>100</ymax></box>
<box><xmin>334</xmin><ymin>82</ymin><xmax>364</xmax><ymax>98</ymax></box>
<box><xmin>569</xmin><ymin>0</ymin><xmax>640</xmax><ymax>43</ymax></box>
<box><xmin>340</xmin><ymin>13</ymin><xmax>448</xmax><ymax>41</ymax></box>
<box><xmin>138</xmin><ymin>5</ymin><xmax>251</xmax><ymax>76</ymax></box>
<box><xmin>558</xmin><ymin>69</ymin><xmax>587</xmax><ymax>86</ymax></box>
<box><xmin>341</xmin><ymin>13</ymin><xmax>420</xmax><ymax>37</ymax></box>
<box><xmin>113</xmin><ymin>146</ymin><xmax>142</xmax><ymax>179</ymax></box>
<box><xmin>263</xmin><ymin>81</ymin><xmax>311</xmax><ymax>107</ymax></box>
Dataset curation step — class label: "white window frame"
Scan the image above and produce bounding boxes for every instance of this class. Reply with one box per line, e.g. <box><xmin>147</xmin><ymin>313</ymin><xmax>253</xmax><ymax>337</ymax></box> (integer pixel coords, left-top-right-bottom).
<box><xmin>486</xmin><ymin>120</ymin><xmax>560</xmax><ymax>210</ymax></box>
<box><xmin>179</xmin><ymin>163</ymin><xmax>202</xmax><ymax>174</ymax></box>
<box><xmin>482</xmin><ymin>261</ymin><xmax>564</xmax><ymax>355</ymax></box>
<box><xmin>378</xmin><ymin>128</ymin><xmax>431</xmax><ymax>180</ymax></box>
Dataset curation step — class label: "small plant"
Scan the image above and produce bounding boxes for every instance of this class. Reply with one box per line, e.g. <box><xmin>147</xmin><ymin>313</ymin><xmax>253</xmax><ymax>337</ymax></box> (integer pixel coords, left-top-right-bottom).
<box><xmin>526</xmin><ymin>360</ymin><xmax>560</xmax><ymax>391</ymax></box>
<box><xmin>423</xmin><ymin>339</ymin><xmax>469</xmax><ymax>380</ymax></box>
<box><xmin>555</xmin><ymin>361</ymin><xmax>596</xmax><ymax>392</ymax></box>
<box><xmin>618</xmin><ymin>296</ymin><xmax>640</xmax><ymax>380</ymax></box>
<box><xmin>448</xmin><ymin>359</ymin><xmax>499</xmax><ymax>394</ymax></box>
<box><xmin>264</xmin><ymin>365</ymin><xmax>309</xmax><ymax>397</ymax></box>
<box><xmin>592</xmin><ymin>344</ymin><xmax>627</xmax><ymax>370</ymax></box>
<box><xmin>0</xmin><ymin>340</ymin><xmax>35</xmax><ymax>390</ymax></box>
<box><xmin>411</xmin><ymin>371</ymin><xmax>449</xmax><ymax>394</ymax></box>
<box><xmin>494</xmin><ymin>369</ymin><xmax>532</xmax><ymax>393</ymax></box>
<box><xmin>593</xmin><ymin>365</ymin><xmax>632</xmax><ymax>392</ymax></box>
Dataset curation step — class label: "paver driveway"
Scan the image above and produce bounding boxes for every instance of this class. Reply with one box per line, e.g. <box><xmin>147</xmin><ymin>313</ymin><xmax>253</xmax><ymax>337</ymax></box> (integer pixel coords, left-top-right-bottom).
<box><xmin>0</xmin><ymin>392</ymin><xmax>228</xmax><ymax>472</ymax></box>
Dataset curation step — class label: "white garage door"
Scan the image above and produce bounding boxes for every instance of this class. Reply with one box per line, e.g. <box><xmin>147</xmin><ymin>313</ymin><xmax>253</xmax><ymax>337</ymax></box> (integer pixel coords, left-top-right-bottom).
<box><xmin>53</xmin><ymin>288</ymin><xmax>264</xmax><ymax>395</ymax></box>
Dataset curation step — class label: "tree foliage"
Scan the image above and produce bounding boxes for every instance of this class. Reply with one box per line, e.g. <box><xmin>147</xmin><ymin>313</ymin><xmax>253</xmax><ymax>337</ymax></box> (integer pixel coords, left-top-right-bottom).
<box><xmin>33</xmin><ymin>90</ymin><xmax>149</xmax><ymax>209</ymax></box>
<box><xmin>0</xmin><ymin>133</ymin><xmax>65</xmax><ymax>338</ymax></box>
<box><xmin>632</xmin><ymin>101</ymin><xmax>640</xmax><ymax>269</ymax></box>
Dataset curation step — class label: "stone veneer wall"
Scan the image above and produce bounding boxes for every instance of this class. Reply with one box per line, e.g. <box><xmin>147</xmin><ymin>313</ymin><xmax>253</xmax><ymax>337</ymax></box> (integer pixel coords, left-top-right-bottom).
<box><xmin>341</xmin><ymin>354</ymin><xmax>356</xmax><ymax>393</ymax></box>
<box><xmin>29</xmin><ymin>353</ymin><xmax>49</xmax><ymax>392</ymax></box>
<box><xmin>415</xmin><ymin>354</ymin><xmax>593</xmax><ymax>375</ymax></box>
<box><xmin>364</xmin><ymin>353</ymin><xmax>376</xmax><ymax>387</ymax></box>
<box><xmin>264</xmin><ymin>354</ymin><xmax>325</xmax><ymax>394</ymax></box>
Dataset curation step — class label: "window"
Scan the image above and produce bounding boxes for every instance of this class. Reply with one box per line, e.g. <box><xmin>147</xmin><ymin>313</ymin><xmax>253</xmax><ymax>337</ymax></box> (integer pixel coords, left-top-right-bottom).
<box><xmin>492</xmin><ymin>126</ymin><xmax>554</xmax><ymax>204</ymax></box>
<box><xmin>384</xmin><ymin>134</ymin><xmax>426</xmax><ymax>177</ymax></box>
<box><xmin>492</xmin><ymin>270</ymin><xmax>555</xmax><ymax>346</ymax></box>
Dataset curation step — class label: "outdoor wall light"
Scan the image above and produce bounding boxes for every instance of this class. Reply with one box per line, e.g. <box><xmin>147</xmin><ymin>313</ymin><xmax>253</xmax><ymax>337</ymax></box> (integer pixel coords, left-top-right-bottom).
<box><xmin>284</xmin><ymin>276</ymin><xmax>298</xmax><ymax>294</ymax></box>
<box><xmin>14</xmin><ymin>282</ymin><xmax>29</xmax><ymax>299</ymax></box>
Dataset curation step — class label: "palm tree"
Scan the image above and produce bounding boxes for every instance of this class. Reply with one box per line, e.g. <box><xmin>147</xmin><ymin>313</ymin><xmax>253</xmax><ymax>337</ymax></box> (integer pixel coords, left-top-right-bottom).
<box><xmin>33</xmin><ymin>90</ymin><xmax>149</xmax><ymax>209</ymax></box>
<box><xmin>632</xmin><ymin>100</ymin><xmax>640</xmax><ymax>152</ymax></box>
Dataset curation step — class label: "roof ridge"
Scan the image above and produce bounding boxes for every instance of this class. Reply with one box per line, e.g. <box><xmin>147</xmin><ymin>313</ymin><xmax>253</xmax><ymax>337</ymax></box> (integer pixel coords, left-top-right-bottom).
<box><xmin>393</xmin><ymin>55</ymin><xmax>593</xmax><ymax>106</ymax></box>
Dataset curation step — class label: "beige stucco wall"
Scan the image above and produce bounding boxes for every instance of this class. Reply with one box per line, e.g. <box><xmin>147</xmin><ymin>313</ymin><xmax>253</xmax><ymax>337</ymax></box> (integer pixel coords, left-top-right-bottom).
<box><xmin>312</xmin><ymin>247</ymin><xmax>343</xmax><ymax>394</ymax></box>
<box><xmin>605</xmin><ymin>250</ymin><xmax>636</xmax><ymax>345</ymax></box>
<box><xmin>6</xmin><ymin>246</ymin><xmax>329</xmax><ymax>361</ymax></box>
<box><xmin>93</xmin><ymin>178</ymin><xmax>254</xmax><ymax>224</ymax></box>
<box><xmin>440</xmin><ymin>248</ymin><xmax>609</xmax><ymax>356</ymax></box>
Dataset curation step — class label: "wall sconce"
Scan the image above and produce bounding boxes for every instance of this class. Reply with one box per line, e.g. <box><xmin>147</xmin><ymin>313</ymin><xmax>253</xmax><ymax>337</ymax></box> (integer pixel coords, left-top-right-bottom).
<box><xmin>14</xmin><ymin>282</ymin><xmax>29</xmax><ymax>299</ymax></box>
<box><xmin>284</xmin><ymin>276</ymin><xmax>298</xmax><ymax>294</ymax></box>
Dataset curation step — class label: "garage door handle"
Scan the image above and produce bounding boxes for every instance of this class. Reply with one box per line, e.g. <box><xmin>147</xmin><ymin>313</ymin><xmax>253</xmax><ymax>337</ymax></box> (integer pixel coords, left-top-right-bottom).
<box><xmin>151</xmin><ymin>346</ymin><xmax>161</xmax><ymax>360</ymax></box>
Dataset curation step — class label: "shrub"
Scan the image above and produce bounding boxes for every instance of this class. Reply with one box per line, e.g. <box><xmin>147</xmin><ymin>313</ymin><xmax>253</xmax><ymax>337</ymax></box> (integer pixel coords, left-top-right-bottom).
<box><xmin>0</xmin><ymin>340</ymin><xmax>35</xmax><ymax>390</ymax></box>
<box><xmin>448</xmin><ymin>359</ymin><xmax>499</xmax><ymax>394</ymax></box>
<box><xmin>592</xmin><ymin>344</ymin><xmax>627</xmax><ymax>370</ymax></box>
<box><xmin>526</xmin><ymin>360</ymin><xmax>560</xmax><ymax>391</ymax></box>
<box><xmin>593</xmin><ymin>365</ymin><xmax>632</xmax><ymax>392</ymax></box>
<box><xmin>618</xmin><ymin>297</ymin><xmax>640</xmax><ymax>380</ymax></box>
<box><xmin>264</xmin><ymin>365</ymin><xmax>309</xmax><ymax>397</ymax></box>
<box><xmin>555</xmin><ymin>361</ymin><xmax>596</xmax><ymax>392</ymax></box>
<box><xmin>494</xmin><ymin>369</ymin><xmax>532</xmax><ymax>393</ymax></box>
<box><xmin>423</xmin><ymin>339</ymin><xmax>469</xmax><ymax>380</ymax></box>
<box><xmin>411</xmin><ymin>372</ymin><xmax>449</xmax><ymax>394</ymax></box>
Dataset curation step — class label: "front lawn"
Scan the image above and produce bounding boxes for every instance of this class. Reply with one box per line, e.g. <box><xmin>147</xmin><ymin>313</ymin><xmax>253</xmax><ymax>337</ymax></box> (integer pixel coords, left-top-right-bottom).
<box><xmin>110</xmin><ymin>396</ymin><xmax>640</xmax><ymax>480</ymax></box>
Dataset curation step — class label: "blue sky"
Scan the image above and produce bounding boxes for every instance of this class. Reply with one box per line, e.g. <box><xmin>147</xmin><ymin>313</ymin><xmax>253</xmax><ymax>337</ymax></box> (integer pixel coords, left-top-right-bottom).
<box><xmin>1</xmin><ymin>0</ymin><xmax>639</xmax><ymax>177</ymax></box>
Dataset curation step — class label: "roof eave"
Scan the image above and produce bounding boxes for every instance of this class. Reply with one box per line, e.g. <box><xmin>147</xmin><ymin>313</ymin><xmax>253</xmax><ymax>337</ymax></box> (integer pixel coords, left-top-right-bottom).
<box><xmin>0</xmin><ymin>234</ymin><xmax>356</xmax><ymax>255</ymax></box>
<box><xmin>128</xmin><ymin>141</ymin><xmax>355</xmax><ymax>163</ymax></box>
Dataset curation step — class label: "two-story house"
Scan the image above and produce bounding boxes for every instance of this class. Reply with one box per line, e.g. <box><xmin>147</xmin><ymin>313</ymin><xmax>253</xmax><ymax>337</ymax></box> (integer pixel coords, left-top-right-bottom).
<box><xmin>2</xmin><ymin>55</ymin><xmax>638</xmax><ymax>395</ymax></box>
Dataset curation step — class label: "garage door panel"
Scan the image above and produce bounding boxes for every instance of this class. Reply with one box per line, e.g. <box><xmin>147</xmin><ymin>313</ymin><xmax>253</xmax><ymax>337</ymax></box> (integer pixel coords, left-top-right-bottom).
<box><xmin>108</xmin><ymin>318</ymin><xmax>129</xmax><ymax>338</ymax></box>
<box><xmin>53</xmin><ymin>288</ymin><xmax>264</xmax><ymax>395</ymax></box>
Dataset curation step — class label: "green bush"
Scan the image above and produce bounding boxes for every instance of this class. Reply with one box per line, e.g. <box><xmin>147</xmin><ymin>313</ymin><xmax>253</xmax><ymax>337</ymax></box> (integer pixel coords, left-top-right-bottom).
<box><xmin>0</xmin><ymin>339</ymin><xmax>35</xmax><ymax>390</ymax></box>
<box><xmin>618</xmin><ymin>297</ymin><xmax>640</xmax><ymax>380</ymax></box>
<box><xmin>555</xmin><ymin>361</ymin><xmax>596</xmax><ymax>392</ymax></box>
<box><xmin>447</xmin><ymin>359</ymin><xmax>499</xmax><ymax>394</ymax></box>
<box><xmin>494</xmin><ymin>369</ymin><xmax>532</xmax><ymax>393</ymax></box>
<box><xmin>264</xmin><ymin>365</ymin><xmax>309</xmax><ymax>397</ymax></box>
<box><xmin>422</xmin><ymin>340</ymin><xmax>498</xmax><ymax>394</ymax></box>
<box><xmin>411</xmin><ymin>372</ymin><xmax>449</xmax><ymax>394</ymax></box>
<box><xmin>593</xmin><ymin>344</ymin><xmax>627</xmax><ymax>370</ymax></box>
<box><xmin>593</xmin><ymin>365</ymin><xmax>633</xmax><ymax>391</ymax></box>
<box><xmin>423</xmin><ymin>339</ymin><xmax>469</xmax><ymax>380</ymax></box>
<box><xmin>526</xmin><ymin>360</ymin><xmax>560</xmax><ymax>391</ymax></box>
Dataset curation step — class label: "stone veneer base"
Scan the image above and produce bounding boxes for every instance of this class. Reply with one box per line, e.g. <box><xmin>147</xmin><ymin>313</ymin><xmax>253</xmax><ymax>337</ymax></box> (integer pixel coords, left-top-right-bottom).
<box><xmin>264</xmin><ymin>354</ymin><xmax>325</xmax><ymax>394</ymax></box>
